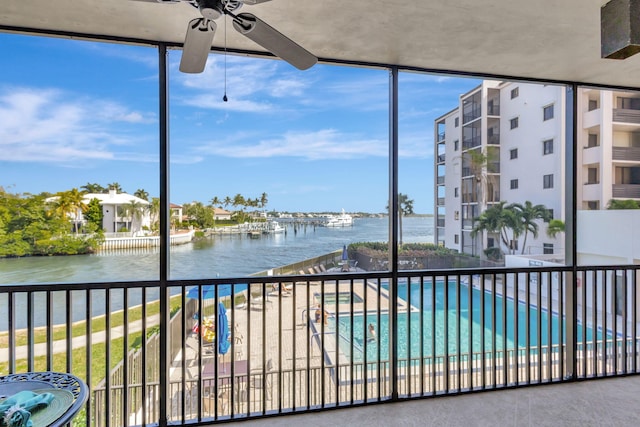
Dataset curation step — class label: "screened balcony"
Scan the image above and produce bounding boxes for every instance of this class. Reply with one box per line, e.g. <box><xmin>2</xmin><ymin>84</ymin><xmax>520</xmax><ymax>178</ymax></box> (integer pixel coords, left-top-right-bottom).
<box><xmin>3</xmin><ymin>1</ymin><xmax>640</xmax><ymax>426</ymax></box>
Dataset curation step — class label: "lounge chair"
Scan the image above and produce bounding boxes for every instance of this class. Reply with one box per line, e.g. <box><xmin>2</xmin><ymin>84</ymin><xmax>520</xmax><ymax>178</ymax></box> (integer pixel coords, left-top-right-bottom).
<box><xmin>269</xmin><ymin>283</ymin><xmax>292</xmax><ymax>296</ymax></box>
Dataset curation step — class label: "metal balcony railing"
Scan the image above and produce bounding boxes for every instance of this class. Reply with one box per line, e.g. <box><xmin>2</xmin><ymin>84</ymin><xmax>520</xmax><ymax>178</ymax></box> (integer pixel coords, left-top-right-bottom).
<box><xmin>612</xmin><ymin>184</ymin><xmax>640</xmax><ymax>198</ymax></box>
<box><xmin>2</xmin><ymin>266</ymin><xmax>640</xmax><ymax>426</ymax></box>
<box><xmin>612</xmin><ymin>146</ymin><xmax>640</xmax><ymax>162</ymax></box>
<box><xmin>613</xmin><ymin>108</ymin><xmax>640</xmax><ymax>124</ymax></box>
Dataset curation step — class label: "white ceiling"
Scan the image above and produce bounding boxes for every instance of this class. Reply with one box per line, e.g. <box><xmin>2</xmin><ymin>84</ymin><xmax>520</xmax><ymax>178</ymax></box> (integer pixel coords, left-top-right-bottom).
<box><xmin>2</xmin><ymin>0</ymin><xmax>640</xmax><ymax>88</ymax></box>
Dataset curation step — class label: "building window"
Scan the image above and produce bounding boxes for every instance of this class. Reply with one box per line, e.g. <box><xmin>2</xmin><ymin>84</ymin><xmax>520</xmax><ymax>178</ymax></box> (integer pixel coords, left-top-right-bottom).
<box><xmin>454</xmin><ymin>211</ymin><xmax>459</xmax><ymax>220</ymax></box>
<box><xmin>617</xmin><ymin>97</ymin><xmax>640</xmax><ymax>110</ymax></box>
<box><xmin>543</xmin><ymin>139</ymin><xmax>553</xmax><ymax>155</ymax></box>
<box><xmin>543</xmin><ymin>243</ymin><xmax>554</xmax><ymax>254</ymax></box>
<box><xmin>487</xmin><ymin>237</ymin><xmax>495</xmax><ymax>248</ymax></box>
<box><xmin>587</xmin><ymin>167</ymin><xmax>599</xmax><ymax>184</ymax></box>
<box><xmin>588</xmin><ymin>99</ymin><xmax>598</xmax><ymax>111</ymax></box>
<box><xmin>455</xmin><ymin>117</ymin><xmax>459</xmax><ymax>127</ymax></box>
<box><xmin>510</xmin><ymin>179</ymin><xmax>519</xmax><ymax>189</ymax></box>
<box><xmin>510</xmin><ymin>117</ymin><xmax>519</xmax><ymax>129</ymax></box>
<box><xmin>510</xmin><ymin>148</ymin><xmax>518</xmax><ymax>159</ymax></box>
<box><xmin>587</xmin><ymin>134</ymin><xmax>599</xmax><ymax>148</ymax></box>
<box><xmin>454</xmin><ymin>234</ymin><xmax>459</xmax><ymax>244</ymax></box>
<box><xmin>543</xmin><ymin>104</ymin><xmax>554</xmax><ymax>121</ymax></box>
<box><xmin>511</xmin><ymin>87</ymin><xmax>519</xmax><ymax>99</ymax></box>
<box><xmin>454</xmin><ymin>187</ymin><xmax>459</xmax><ymax>197</ymax></box>
<box><xmin>543</xmin><ymin>174</ymin><xmax>554</xmax><ymax>189</ymax></box>
<box><xmin>454</xmin><ymin>139</ymin><xmax>459</xmax><ymax>151</ymax></box>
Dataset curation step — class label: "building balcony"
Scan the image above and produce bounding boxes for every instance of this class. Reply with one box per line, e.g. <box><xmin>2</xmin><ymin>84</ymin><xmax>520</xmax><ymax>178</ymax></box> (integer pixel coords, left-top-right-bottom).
<box><xmin>437</xmin><ymin>153</ymin><xmax>446</xmax><ymax>163</ymax></box>
<box><xmin>487</xmin><ymin>134</ymin><xmax>500</xmax><ymax>145</ymax></box>
<box><xmin>612</xmin><ymin>146</ymin><xmax>640</xmax><ymax>162</ymax></box>
<box><xmin>487</xmin><ymin>105</ymin><xmax>500</xmax><ymax>116</ymax></box>
<box><xmin>2</xmin><ymin>267</ymin><xmax>640</xmax><ymax>426</ymax></box>
<box><xmin>437</xmin><ymin>132</ymin><xmax>446</xmax><ymax>142</ymax></box>
<box><xmin>437</xmin><ymin>197</ymin><xmax>445</xmax><ymax>206</ymax></box>
<box><xmin>612</xmin><ymin>184</ymin><xmax>640</xmax><ymax>198</ymax></box>
<box><xmin>612</xmin><ymin>108</ymin><xmax>640</xmax><ymax>124</ymax></box>
<box><xmin>437</xmin><ymin>176</ymin><xmax>445</xmax><ymax>185</ymax></box>
<box><xmin>462</xmin><ymin>136</ymin><xmax>481</xmax><ymax>150</ymax></box>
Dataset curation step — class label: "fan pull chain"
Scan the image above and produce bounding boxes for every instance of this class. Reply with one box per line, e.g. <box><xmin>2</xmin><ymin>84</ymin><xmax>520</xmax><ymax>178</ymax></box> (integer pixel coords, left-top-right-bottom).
<box><xmin>223</xmin><ymin>15</ymin><xmax>228</xmax><ymax>102</ymax></box>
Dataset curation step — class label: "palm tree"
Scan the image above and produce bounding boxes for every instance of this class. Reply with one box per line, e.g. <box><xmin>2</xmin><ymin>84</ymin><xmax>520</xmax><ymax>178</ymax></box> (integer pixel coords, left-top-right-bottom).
<box><xmin>223</xmin><ymin>196</ymin><xmax>232</xmax><ymax>208</ymax></box>
<box><xmin>472</xmin><ymin>201</ymin><xmax>522</xmax><ymax>255</ymax></box>
<box><xmin>80</xmin><ymin>183</ymin><xmax>105</xmax><ymax>194</ymax></box>
<box><xmin>124</xmin><ymin>200</ymin><xmax>145</xmax><ymax>232</ymax></box>
<box><xmin>464</xmin><ymin>147</ymin><xmax>500</xmax><ymax>206</ymax></box>
<box><xmin>546</xmin><ymin>219</ymin><xmax>565</xmax><ymax>238</ymax></box>
<box><xmin>510</xmin><ymin>201</ymin><xmax>551</xmax><ymax>254</ymax></box>
<box><xmin>134</xmin><ymin>189</ymin><xmax>149</xmax><ymax>201</ymax></box>
<box><xmin>386</xmin><ymin>193</ymin><xmax>414</xmax><ymax>246</ymax></box>
<box><xmin>149</xmin><ymin>197</ymin><xmax>160</xmax><ymax>231</ymax></box>
<box><xmin>55</xmin><ymin>188</ymin><xmax>88</xmax><ymax>233</ymax></box>
<box><xmin>107</xmin><ymin>182</ymin><xmax>123</xmax><ymax>193</ymax></box>
<box><xmin>260</xmin><ymin>192</ymin><xmax>268</xmax><ymax>209</ymax></box>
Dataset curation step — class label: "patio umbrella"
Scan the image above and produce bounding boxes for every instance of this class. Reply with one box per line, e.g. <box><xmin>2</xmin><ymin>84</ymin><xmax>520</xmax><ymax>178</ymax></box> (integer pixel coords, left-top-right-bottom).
<box><xmin>217</xmin><ymin>302</ymin><xmax>230</xmax><ymax>355</ymax></box>
<box><xmin>186</xmin><ymin>283</ymin><xmax>248</xmax><ymax>300</ymax></box>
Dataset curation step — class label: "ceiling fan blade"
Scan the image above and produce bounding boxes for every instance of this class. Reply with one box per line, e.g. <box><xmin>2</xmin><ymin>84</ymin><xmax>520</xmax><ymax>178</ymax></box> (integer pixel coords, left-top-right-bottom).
<box><xmin>180</xmin><ymin>18</ymin><xmax>217</xmax><ymax>73</ymax></box>
<box><xmin>232</xmin><ymin>13</ymin><xmax>317</xmax><ymax>70</ymax></box>
<box><xmin>241</xmin><ymin>0</ymin><xmax>274</xmax><ymax>4</ymax></box>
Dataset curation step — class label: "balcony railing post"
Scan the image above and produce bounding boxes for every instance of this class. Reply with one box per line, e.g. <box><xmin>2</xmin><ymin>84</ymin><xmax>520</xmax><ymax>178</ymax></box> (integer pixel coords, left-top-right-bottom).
<box><xmin>389</xmin><ymin>65</ymin><xmax>399</xmax><ymax>401</ymax></box>
<box><xmin>564</xmin><ymin>84</ymin><xmax>578</xmax><ymax>380</ymax></box>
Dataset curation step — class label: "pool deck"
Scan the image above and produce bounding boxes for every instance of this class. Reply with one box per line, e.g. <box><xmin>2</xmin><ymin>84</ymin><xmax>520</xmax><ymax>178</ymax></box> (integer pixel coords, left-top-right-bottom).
<box><xmin>174</xmin><ymin>277</ymin><xmax>640</xmax><ymax>424</ymax></box>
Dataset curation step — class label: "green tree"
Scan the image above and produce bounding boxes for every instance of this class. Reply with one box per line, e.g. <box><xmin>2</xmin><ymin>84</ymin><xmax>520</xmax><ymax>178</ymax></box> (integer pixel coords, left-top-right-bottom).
<box><xmin>547</xmin><ymin>219</ymin><xmax>566</xmax><ymax>238</ymax></box>
<box><xmin>84</xmin><ymin>198</ymin><xmax>104</xmax><ymax>232</ymax></box>
<box><xmin>107</xmin><ymin>182</ymin><xmax>123</xmax><ymax>193</ymax></box>
<box><xmin>54</xmin><ymin>188</ymin><xmax>87</xmax><ymax>234</ymax></box>
<box><xmin>472</xmin><ymin>201</ymin><xmax>523</xmax><ymax>255</ymax></box>
<box><xmin>259</xmin><ymin>192</ymin><xmax>269</xmax><ymax>209</ymax></box>
<box><xmin>510</xmin><ymin>201</ymin><xmax>552</xmax><ymax>255</ymax></box>
<box><xmin>124</xmin><ymin>200</ymin><xmax>146</xmax><ymax>232</ymax></box>
<box><xmin>386</xmin><ymin>193</ymin><xmax>414</xmax><ymax>246</ymax></box>
<box><xmin>149</xmin><ymin>197</ymin><xmax>160</xmax><ymax>231</ymax></box>
<box><xmin>80</xmin><ymin>182</ymin><xmax>105</xmax><ymax>194</ymax></box>
<box><xmin>134</xmin><ymin>189</ymin><xmax>149</xmax><ymax>201</ymax></box>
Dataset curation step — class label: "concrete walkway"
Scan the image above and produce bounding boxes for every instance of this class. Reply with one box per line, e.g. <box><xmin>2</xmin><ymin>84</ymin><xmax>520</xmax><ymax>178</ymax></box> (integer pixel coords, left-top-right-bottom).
<box><xmin>0</xmin><ymin>315</ymin><xmax>160</xmax><ymax>363</ymax></box>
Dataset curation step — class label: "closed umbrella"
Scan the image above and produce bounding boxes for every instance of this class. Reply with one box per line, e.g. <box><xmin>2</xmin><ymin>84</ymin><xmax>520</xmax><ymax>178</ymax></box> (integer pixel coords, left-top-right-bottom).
<box><xmin>217</xmin><ymin>302</ymin><xmax>230</xmax><ymax>356</ymax></box>
<box><xmin>341</xmin><ymin>245</ymin><xmax>348</xmax><ymax>261</ymax></box>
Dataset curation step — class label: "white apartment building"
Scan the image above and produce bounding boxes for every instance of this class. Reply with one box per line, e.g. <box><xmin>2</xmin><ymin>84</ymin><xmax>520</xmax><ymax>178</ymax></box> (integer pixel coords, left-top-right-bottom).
<box><xmin>435</xmin><ymin>81</ymin><xmax>640</xmax><ymax>261</ymax></box>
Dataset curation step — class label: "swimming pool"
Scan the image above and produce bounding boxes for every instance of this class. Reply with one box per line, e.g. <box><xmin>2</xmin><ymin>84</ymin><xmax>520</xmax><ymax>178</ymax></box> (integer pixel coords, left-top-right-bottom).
<box><xmin>330</xmin><ymin>280</ymin><xmax>602</xmax><ymax>363</ymax></box>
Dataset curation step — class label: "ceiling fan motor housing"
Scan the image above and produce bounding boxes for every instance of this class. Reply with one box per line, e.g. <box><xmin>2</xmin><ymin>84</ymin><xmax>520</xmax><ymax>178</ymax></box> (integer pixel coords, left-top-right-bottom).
<box><xmin>198</xmin><ymin>0</ymin><xmax>224</xmax><ymax>20</ymax></box>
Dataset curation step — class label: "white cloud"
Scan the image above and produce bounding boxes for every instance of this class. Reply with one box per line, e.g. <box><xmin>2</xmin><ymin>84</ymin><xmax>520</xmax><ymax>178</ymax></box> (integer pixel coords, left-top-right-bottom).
<box><xmin>176</xmin><ymin>56</ymin><xmax>314</xmax><ymax>112</ymax></box>
<box><xmin>194</xmin><ymin>128</ymin><xmax>387</xmax><ymax>160</ymax></box>
<box><xmin>0</xmin><ymin>86</ymin><xmax>155</xmax><ymax>164</ymax></box>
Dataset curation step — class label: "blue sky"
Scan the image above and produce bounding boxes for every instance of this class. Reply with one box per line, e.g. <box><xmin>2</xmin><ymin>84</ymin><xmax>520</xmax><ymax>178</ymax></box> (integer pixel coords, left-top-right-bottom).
<box><xmin>0</xmin><ymin>32</ymin><xmax>480</xmax><ymax>213</ymax></box>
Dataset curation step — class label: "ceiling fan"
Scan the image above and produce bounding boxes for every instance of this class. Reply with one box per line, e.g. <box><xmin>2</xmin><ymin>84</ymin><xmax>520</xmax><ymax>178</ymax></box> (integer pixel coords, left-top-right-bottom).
<box><xmin>133</xmin><ymin>0</ymin><xmax>317</xmax><ymax>73</ymax></box>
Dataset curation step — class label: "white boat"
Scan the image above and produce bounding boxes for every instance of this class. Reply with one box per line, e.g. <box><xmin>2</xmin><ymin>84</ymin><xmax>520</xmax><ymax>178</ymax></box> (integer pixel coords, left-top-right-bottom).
<box><xmin>266</xmin><ymin>220</ymin><xmax>285</xmax><ymax>234</ymax></box>
<box><xmin>324</xmin><ymin>209</ymin><xmax>353</xmax><ymax>227</ymax></box>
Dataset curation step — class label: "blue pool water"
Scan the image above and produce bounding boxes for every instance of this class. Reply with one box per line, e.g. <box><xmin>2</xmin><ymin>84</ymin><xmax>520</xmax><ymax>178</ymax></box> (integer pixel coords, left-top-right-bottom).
<box><xmin>331</xmin><ymin>280</ymin><xmax>601</xmax><ymax>363</ymax></box>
